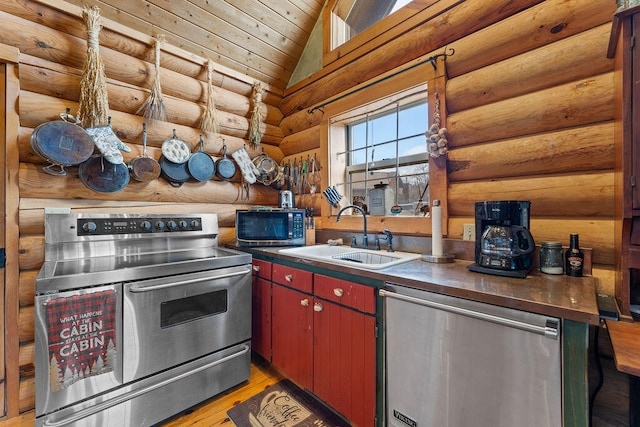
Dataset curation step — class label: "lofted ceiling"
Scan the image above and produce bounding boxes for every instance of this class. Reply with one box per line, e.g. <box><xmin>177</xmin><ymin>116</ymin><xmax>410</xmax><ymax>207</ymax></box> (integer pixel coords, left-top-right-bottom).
<box><xmin>62</xmin><ymin>0</ymin><xmax>326</xmax><ymax>94</ymax></box>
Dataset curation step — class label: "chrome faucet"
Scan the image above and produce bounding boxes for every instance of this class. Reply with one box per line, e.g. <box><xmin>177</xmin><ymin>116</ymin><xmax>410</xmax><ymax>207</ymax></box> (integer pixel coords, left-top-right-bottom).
<box><xmin>336</xmin><ymin>205</ymin><xmax>375</xmax><ymax>249</ymax></box>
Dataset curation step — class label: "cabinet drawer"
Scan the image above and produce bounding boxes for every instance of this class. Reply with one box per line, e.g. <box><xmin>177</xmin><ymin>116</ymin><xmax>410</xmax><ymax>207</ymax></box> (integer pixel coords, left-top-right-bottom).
<box><xmin>314</xmin><ymin>274</ymin><xmax>376</xmax><ymax>314</ymax></box>
<box><xmin>252</xmin><ymin>259</ymin><xmax>272</xmax><ymax>280</ymax></box>
<box><xmin>272</xmin><ymin>264</ymin><xmax>313</xmax><ymax>293</ymax></box>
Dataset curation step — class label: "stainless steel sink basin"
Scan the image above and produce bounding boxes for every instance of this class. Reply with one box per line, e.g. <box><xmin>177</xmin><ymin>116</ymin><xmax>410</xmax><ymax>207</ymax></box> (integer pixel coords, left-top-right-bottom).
<box><xmin>278</xmin><ymin>244</ymin><xmax>421</xmax><ymax>270</ymax></box>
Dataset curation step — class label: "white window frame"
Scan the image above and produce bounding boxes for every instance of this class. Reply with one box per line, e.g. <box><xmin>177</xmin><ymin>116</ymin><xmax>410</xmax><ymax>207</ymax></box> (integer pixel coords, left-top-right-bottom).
<box><xmin>328</xmin><ymin>84</ymin><xmax>429</xmax><ymax>217</ymax></box>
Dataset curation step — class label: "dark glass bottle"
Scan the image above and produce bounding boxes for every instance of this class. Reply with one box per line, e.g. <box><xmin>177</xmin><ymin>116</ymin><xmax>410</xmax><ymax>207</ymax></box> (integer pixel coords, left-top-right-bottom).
<box><xmin>565</xmin><ymin>234</ymin><xmax>584</xmax><ymax>277</ymax></box>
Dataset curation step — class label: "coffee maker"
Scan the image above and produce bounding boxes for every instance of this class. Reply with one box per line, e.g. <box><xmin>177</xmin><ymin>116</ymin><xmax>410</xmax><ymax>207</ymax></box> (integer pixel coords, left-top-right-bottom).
<box><xmin>467</xmin><ymin>200</ymin><xmax>535</xmax><ymax>278</ymax></box>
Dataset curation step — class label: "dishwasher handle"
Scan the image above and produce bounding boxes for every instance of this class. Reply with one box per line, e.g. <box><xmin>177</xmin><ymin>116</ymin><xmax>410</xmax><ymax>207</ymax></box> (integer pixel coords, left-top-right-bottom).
<box><xmin>379</xmin><ymin>289</ymin><xmax>559</xmax><ymax>340</ymax></box>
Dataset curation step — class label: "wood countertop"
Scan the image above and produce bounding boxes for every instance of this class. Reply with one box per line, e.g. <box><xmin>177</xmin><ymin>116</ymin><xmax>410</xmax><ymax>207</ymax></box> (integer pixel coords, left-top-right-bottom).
<box><xmin>232</xmin><ymin>245</ymin><xmax>600</xmax><ymax>325</ymax></box>
<box><xmin>605</xmin><ymin>319</ymin><xmax>640</xmax><ymax>377</ymax></box>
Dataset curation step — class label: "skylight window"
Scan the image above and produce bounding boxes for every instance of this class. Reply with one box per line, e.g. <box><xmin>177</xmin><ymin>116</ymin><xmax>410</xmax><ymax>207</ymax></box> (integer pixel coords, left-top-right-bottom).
<box><xmin>331</xmin><ymin>0</ymin><xmax>413</xmax><ymax>49</ymax></box>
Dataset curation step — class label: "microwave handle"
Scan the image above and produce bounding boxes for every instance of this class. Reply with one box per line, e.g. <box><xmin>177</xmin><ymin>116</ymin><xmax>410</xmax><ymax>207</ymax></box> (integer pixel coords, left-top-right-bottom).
<box><xmin>128</xmin><ymin>268</ymin><xmax>249</xmax><ymax>293</ymax></box>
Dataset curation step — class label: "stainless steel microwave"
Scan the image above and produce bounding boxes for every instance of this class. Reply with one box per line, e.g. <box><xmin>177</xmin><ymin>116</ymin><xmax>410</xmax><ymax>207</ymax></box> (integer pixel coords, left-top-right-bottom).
<box><xmin>235</xmin><ymin>208</ymin><xmax>305</xmax><ymax>247</ymax></box>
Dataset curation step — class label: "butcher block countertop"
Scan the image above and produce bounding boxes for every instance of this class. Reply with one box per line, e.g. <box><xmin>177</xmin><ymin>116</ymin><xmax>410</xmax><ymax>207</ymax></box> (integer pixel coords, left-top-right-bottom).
<box><xmin>232</xmin><ymin>245</ymin><xmax>600</xmax><ymax>326</ymax></box>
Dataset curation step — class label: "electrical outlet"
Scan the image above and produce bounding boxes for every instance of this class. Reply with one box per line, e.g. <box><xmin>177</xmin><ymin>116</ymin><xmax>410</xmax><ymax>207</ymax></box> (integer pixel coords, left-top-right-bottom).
<box><xmin>463</xmin><ymin>224</ymin><xmax>475</xmax><ymax>241</ymax></box>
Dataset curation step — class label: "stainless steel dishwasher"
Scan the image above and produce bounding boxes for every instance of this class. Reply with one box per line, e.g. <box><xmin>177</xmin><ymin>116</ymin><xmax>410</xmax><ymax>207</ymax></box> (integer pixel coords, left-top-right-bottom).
<box><xmin>380</xmin><ymin>283</ymin><xmax>562</xmax><ymax>427</ymax></box>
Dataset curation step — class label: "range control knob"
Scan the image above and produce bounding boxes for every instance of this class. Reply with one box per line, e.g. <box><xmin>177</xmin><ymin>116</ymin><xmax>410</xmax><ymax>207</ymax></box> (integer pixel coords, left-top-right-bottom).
<box><xmin>82</xmin><ymin>221</ymin><xmax>97</xmax><ymax>233</ymax></box>
<box><xmin>179</xmin><ymin>220</ymin><xmax>189</xmax><ymax>230</ymax></box>
<box><xmin>190</xmin><ymin>219</ymin><xmax>200</xmax><ymax>229</ymax></box>
<box><xmin>155</xmin><ymin>220</ymin><xmax>165</xmax><ymax>230</ymax></box>
<box><xmin>140</xmin><ymin>220</ymin><xmax>152</xmax><ymax>231</ymax></box>
<box><xmin>167</xmin><ymin>220</ymin><xmax>178</xmax><ymax>231</ymax></box>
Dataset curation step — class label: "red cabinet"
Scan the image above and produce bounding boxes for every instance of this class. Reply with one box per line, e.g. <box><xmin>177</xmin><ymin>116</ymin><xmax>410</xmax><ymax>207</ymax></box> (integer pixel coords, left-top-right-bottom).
<box><xmin>270</xmin><ymin>266</ymin><xmax>377</xmax><ymax>426</ymax></box>
<box><xmin>251</xmin><ymin>259</ymin><xmax>272</xmax><ymax>360</ymax></box>
<box><xmin>313</xmin><ymin>276</ymin><xmax>376</xmax><ymax>427</ymax></box>
<box><xmin>271</xmin><ymin>283</ymin><xmax>314</xmax><ymax>390</ymax></box>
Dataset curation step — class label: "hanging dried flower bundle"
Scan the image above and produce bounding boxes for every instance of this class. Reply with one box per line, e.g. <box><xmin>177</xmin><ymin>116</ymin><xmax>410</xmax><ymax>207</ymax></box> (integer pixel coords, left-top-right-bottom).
<box><xmin>200</xmin><ymin>59</ymin><xmax>219</xmax><ymax>134</ymax></box>
<box><xmin>425</xmin><ymin>93</ymin><xmax>449</xmax><ymax>158</ymax></box>
<box><xmin>248</xmin><ymin>81</ymin><xmax>264</xmax><ymax>149</ymax></box>
<box><xmin>137</xmin><ymin>35</ymin><xmax>168</xmax><ymax>122</ymax></box>
<box><xmin>77</xmin><ymin>6</ymin><xmax>109</xmax><ymax>128</ymax></box>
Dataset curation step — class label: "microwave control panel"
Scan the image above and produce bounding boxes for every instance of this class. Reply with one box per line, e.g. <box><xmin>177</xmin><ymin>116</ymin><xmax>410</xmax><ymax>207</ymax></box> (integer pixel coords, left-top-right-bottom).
<box><xmin>291</xmin><ymin>211</ymin><xmax>304</xmax><ymax>238</ymax></box>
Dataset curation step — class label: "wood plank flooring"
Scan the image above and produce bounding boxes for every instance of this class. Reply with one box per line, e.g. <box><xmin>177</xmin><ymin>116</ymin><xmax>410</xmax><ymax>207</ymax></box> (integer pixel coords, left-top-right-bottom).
<box><xmin>160</xmin><ymin>358</ymin><xmax>283</xmax><ymax>427</ymax></box>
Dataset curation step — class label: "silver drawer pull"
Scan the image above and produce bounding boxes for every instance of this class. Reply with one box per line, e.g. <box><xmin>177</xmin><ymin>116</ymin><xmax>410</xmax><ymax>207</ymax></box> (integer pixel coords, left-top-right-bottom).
<box><xmin>285</xmin><ymin>274</ymin><xmax>293</xmax><ymax>282</ymax></box>
<box><xmin>314</xmin><ymin>302</ymin><xmax>323</xmax><ymax>312</ymax></box>
<box><xmin>333</xmin><ymin>288</ymin><xmax>344</xmax><ymax>297</ymax></box>
<box><xmin>253</xmin><ymin>265</ymin><xmax>260</xmax><ymax>272</ymax></box>
<box><xmin>300</xmin><ymin>298</ymin><xmax>309</xmax><ymax>307</ymax></box>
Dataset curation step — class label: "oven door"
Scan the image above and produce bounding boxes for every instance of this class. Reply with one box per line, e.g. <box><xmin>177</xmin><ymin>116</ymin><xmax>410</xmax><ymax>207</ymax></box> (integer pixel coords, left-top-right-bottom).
<box><xmin>122</xmin><ymin>264</ymin><xmax>251</xmax><ymax>382</ymax></box>
<box><xmin>35</xmin><ymin>284</ymin><xmax>123</xmax><ymax>417</ymax></box>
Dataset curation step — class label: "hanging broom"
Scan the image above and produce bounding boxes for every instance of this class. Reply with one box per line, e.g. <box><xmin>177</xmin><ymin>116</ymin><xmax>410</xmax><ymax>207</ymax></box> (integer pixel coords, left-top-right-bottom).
<box><xmin>248</xmin><ymin>81</ymin><xmax>264</xmax><ymax>149</ymax></box>
<box><xmin>137</xmin><ymin>35</ymin><xmax>168</xmax><ymax>122</ymax></box>
<box><xmin>200</xmin><ymin>59</ymin><xmax>219</xmax><ymax>134</ymax></box>
<box><xmin>77</xmin><ymin>6</ymin><xmax>109</xmax><ymax>128</ymax></box>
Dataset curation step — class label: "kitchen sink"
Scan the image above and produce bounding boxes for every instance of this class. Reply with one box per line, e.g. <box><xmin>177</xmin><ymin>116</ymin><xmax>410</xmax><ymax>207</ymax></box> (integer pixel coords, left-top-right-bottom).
<box><xmin>278</xmin><ymin>244</ymin><xmax>421</xmax><ymax>270</ymax></box>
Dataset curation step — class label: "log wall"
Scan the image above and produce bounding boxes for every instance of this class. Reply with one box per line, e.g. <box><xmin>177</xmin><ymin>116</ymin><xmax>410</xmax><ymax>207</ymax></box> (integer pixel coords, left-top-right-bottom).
<box><xmin>284</xmin><ymin>0</ymin><xmax>617</xmax><ymax>281</ymax></box>
<box><xmin>0</xmin><ymin>0</ymin><xmax>287</xmax><ymax>416</ymax></box>
<box><xmin>0</xmin><ymin>0</ymin><xmax>620</xmax><ymax>419</ymax></box>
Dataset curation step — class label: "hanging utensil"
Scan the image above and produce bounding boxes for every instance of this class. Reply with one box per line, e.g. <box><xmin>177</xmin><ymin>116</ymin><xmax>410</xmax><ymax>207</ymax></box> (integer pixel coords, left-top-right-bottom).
<box><xmin>215</xmin><ymin>140</ymin><xmax>236</xmax><ymax>181</ymax></box>
<box><xmin>308</xmin><ymin>154</ymin><xmax>317</xmax><ymax>194</ymax></box>
<box><xmin>128</xmin><ymin>123</ymin><xmax>161</xmax><ymax>182</ymax></box>
<box><xmin>159</xmin><ymin>155</ymin><xmax>191</xmax><ymax>187</ymax></box>
<box><xmin>300</xmin><ymin>156</ymin><xmax>308</xmax><ymax>195</ymax></box>
<box><xmin>79</xmin><ymin>154</ymin><xmax>130</xmax><ymax>193</ymax></box>
<box><xmin>283</xmin><ymin>160</ymin><xmax>291</xmax><ymax>190</ymax></box>
<box><xmin>161</xmin><ymin>129</ymin><xmax>190</xmax><ymax>164</ymax></box>
<box><xmin>251</xmin><ymin>150</ymin><xmax>281</xmax><ymax>186</ymax></box>
<box><xmin>187</xmin><ymin>135</ymin><xmax>215</xmax><ymax>181</ymax></box>
<box><xmin>291</xmin><ymin>157</ymin><xmax>299</xmax><ymax>194</ymax></box>
<box><xmin>30</xmin><ymin>108</ymin><xmax>95</xmax><ymax>176</ymax></box>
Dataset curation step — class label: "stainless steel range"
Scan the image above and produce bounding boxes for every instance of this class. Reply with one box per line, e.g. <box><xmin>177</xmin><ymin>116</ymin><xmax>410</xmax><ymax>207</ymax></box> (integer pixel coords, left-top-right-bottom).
<box><xmin>34</xmin><ymin>213</ymin><xmax>252</xmax><ymax>427</ymax></box>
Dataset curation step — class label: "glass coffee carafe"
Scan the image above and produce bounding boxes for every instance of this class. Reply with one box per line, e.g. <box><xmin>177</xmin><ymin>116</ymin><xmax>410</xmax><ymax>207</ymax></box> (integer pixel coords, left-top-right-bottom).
<box><xmin>479</xmin><ymin>225</ymin><xmax>534</xmax><ymax>270</ymax></box>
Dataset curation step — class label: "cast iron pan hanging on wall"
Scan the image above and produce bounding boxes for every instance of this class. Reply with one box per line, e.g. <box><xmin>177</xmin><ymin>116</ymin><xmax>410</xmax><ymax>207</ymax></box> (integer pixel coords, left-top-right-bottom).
<box><xmin>128</xmin><ymin>123</ymin><xmax>161</xmax><ymax>182</ymax></box>
<box><xmin>159</xmin><ymin>155</ymin><xmax>191</xmax><ymax>187</ymax></box>
<box><xmin>79</xmin><ymin>155</ymin><xmax>130</xmax><ymax>193</ymax></box>
<box><xmin>187</xmin><ymin>135</ymin><xmax>215</xmax><ymax>181</ymax></box>
<box><xmin>215</xmin><ymin>140</ymin><xmax>236</xmax><ymax>180</ymax></box>
<box><xmin>30</xmin><ymin>109</ymin><xmax>95</xmax><ymax>176</ymax></box>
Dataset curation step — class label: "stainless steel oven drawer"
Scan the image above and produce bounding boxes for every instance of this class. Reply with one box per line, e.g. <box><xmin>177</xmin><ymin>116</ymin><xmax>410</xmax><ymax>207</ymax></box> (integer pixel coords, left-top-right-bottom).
<box><xmin>122</xmin><ymin>264</ymin><xmax>252</xmax><ymax>382</ymax></box>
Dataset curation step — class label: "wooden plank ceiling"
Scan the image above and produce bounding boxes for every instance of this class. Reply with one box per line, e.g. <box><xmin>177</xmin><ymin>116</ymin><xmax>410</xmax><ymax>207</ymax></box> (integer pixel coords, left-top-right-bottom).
<box><xmin>62</xmin><ymin>0</ymin><xmax>326</xmax><ymax>94</ymax></box>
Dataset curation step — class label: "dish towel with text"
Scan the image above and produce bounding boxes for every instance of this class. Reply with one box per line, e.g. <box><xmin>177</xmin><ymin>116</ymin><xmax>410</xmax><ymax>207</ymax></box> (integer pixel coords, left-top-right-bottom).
<box><xmin>46</xmin><ymin>289</ymin><xmax>117</xmax><ymax>391</ymax></box>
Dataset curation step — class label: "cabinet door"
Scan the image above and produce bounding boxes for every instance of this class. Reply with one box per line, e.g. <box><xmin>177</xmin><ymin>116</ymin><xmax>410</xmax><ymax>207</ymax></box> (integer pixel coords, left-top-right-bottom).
<box><xmin>313</xmin><ymin>298</ymin><xmax>376</xmax><ymax>427</ymax></box>
<box><xmin>252</xmin><ymin>276</ymin><xmax>271</xmax><ymax>361</ymax></box>
<box><xmin>271</xmin><ymin>283</ymin><xmax>313</xmax><ymax>390</ymax></box>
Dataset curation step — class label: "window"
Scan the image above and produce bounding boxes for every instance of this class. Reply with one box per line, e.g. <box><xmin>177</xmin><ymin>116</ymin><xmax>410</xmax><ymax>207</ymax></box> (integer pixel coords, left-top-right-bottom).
<box><xmin>330</xmin><ymin>85</ymin><xmax>429</xmax><ymax>216</ymax></box>
<box><xmin>331</xmin><ymin>0</ymin><xmax>412</xmax><ymax>49</ymax></box>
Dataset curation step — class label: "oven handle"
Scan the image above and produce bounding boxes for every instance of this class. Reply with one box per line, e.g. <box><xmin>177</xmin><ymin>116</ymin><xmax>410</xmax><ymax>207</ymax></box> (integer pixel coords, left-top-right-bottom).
<box><xmin>128</xmin><ymin>268</ymin><xmax>250</xmax><ymax>293</ymax></box>
<box><xmin>42</xmin><ymin>343</ymin><xmax>250</xmax><ymax>427</ymax></box>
